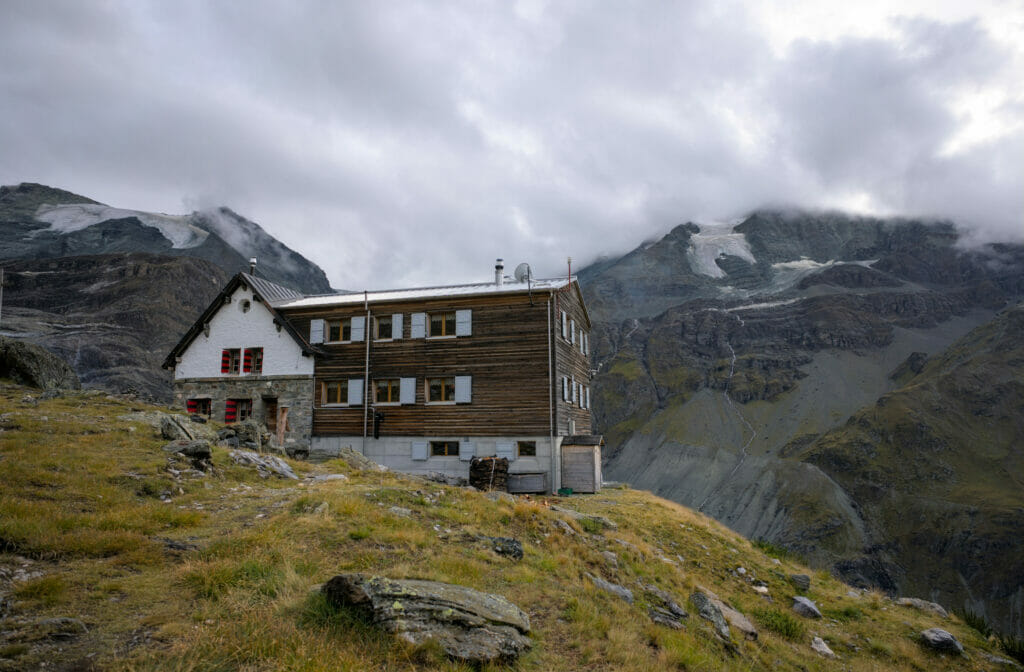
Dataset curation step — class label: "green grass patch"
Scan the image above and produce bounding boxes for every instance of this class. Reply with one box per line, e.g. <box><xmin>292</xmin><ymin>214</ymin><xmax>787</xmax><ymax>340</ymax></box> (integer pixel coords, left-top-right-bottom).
<box><xmin>12</xmin><ymin>574</ymin><xmax>66</xmax><ymax>605</ymax></box>
<box><xmin>348</xmin><ymin>527</ymin><xmax>373</xmax><ymax>540</ymax></box>
<box><xmin>753</xmin><ymin>608</ymin><xmax>806</xmax><ymax>641</ymax></box>
<box><xmin>823</xmin><ymin>605</ymin><xmax>864</xmax><ymax>622</ymax></box>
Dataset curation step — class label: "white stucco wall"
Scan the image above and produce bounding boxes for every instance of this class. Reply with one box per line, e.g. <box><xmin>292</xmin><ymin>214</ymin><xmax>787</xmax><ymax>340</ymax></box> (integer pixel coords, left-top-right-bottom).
<box><xmin>174</xmin><ymin>286</ymin><xmax>314</xmax><ymax>379</ymax></box>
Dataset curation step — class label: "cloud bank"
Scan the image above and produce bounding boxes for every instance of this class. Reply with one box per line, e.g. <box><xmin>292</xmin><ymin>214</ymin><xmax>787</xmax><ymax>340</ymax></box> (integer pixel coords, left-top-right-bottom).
<box><xmin>1</xmin><ymin>1</ymin><xmax>1021</xmax><ymax>288</ymax></box>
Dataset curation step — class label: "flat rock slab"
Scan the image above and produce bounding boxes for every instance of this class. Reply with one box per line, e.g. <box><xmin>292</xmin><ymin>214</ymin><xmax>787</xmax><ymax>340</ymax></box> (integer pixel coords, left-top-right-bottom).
<box><xmin>789</xmin><ymin>573</ymin><xmax>811</xmax><ymax>592</ymax></box>
<box><xmin>322</xmin><ymin>573</ymin><xmax>530</xmax><ymax>664</ymax></box>
<box><xmin>920</xmin><ymin>628</ymin><xmax>963</xmax><ymax>654</ymax></box>
<box><xmin>811</xmin><ymin>636</ymin><xmax>836</xmax><ymax>658</ymax></box>
<box><xmin>694</xmin><ymin>586</ymin><xmax>757</xmax><ymax>641</ymax></box>
<box><xmin>229</xmin><ymin>450</ymin><xmax>298</xmax><ymax>479</ymax></box>
<box><xmin>690</xmin><ymin>589</ymin><xmax>732</xmax><ymax>642</ymax></box>
<box><xmin>550</xmin><ymin>505</ymin><xmax>618</xmax><ymax>530</ymax></box>
<box><xmin>896</xmin><ymin>597</ymin><xmax>948</xmax><ymax>618</ymax></box>
<box><xmin>792</xmin><ymin>596</ymin><xmax>823</xmax><ymax>619</ymax></box>
<box><xmin>586</xmin><ymin>573</ymin><xmax>633</xmax><ymax>603</ymax></box>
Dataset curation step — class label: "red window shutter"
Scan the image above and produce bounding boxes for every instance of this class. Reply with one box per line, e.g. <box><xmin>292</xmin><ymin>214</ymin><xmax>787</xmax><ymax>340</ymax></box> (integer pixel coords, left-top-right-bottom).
<box><xmin>243</xmin><ymin>348</ymin><xmax>253</xmax><ymax>373</ymax></box>
<box><xmin>225</xmin><ymin>399</ymin><xmax>237</xmax><ymax>423</ymax></box>
<box><xmin>186</xmin><ymin>399</ymin><xmax>198</xmax><ymax>414</ymax></box>
<box><xmin>221</xmin><ymin>349</ymin><xmax>231</xmax><ymax>373</ymax></box>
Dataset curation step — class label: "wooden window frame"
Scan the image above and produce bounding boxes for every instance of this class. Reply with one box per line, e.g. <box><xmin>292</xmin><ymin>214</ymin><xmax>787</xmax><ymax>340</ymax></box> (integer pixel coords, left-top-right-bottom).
<box><xmin>428</xmin><ymin>311</ymin><xmax>457</xmax><ymax>338</ymax></box>
<box><xmin>227</xmin><ymin>398</ymin><xmax>253</xmax><ymax>423</ymax></box>
<box><xmin>375</xmin><ymin>314</ymin><xmax>393</xmax><ymax>341</ymax></box>
<box><xmin>425</xmin><ymin>376</ymin><xmax>456</xmax><ymax>404</ymax></box>
<box><xmin>223</xmin><ymin>348</ymin><xmax>241</xmax><ymax>375</ymax></box>
<box><xmin>187</xmin><ymin>398</ymin><xmax>212</xmax><ymax>417</ymax></box>
<box><xmin>516</xmin><ymin>440</ymin><xmax>537</xmax><ymax>457</ymax></box>
<box><xmin>326</xmin><ymin>318</ymin><xmax>353</xmax><ymax>343</ymax></box>
<box><xmin>243</xmin><ymin>347</ymin><xmax>263</xmax><ymax>375</ymax></box>
<box><xmin>321</xmin><ymin>380</ymin><xmax>349</xmax><ymax>407</ymax></box>
<box><xmin>374</xmin><ymin>378</ymin><xmax>401</xmax><ymax>405</ymax></box>
<box><xmin>430</xmin><ymin>440</ymin><xmax>459</xmax><ymax>457</ymax></box>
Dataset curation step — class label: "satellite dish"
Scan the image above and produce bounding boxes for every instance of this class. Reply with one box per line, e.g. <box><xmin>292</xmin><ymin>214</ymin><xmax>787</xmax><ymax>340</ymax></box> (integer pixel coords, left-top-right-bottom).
<box><xmin>513</xmin><ymin>262</ymin><xmax>532</xmax><ymax>283</ymax></box>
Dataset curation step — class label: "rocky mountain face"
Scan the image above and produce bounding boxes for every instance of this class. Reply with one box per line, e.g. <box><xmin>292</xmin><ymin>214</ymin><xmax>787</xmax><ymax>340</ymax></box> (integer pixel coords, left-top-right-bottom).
<box><xmin>0</xmin><ymin>182</ymin><xmax>332</xmax><ymax>294</ymax></box>
<box><xmin>580</xmin><ymin>210</ymin><xmax>1024</xmax><ymax>636</ymax></box>
<box><xmin>0</xmin><ymin>182</ymin><xmax>334</xmax><ymax>400</ymax></box>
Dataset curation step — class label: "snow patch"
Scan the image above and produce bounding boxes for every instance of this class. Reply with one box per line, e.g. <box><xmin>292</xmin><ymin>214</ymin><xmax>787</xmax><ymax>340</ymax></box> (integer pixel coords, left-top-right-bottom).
<box><xmin>686</xmin><ymin>221</ymin><xmax>756</xmax><ymax>278</ymax></box>
<box><xmin>35</xmin><ymin>203</ymin><xmax>209</xmax><ymax>249</ymax></box>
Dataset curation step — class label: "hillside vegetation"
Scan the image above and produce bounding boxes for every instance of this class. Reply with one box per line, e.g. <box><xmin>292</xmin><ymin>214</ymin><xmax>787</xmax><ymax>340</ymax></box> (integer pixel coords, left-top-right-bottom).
<box><xmin>0</xmin><ymin>384</ymin><xmax>1018</xmax><ymax>671</ymax></box>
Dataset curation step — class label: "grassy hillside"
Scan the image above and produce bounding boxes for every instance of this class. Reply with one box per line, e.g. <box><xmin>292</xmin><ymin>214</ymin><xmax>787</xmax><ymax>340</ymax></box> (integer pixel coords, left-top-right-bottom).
<box><xmin>0</xmin><ymin>384</ymin><xmax>1017</xmax><ymax>671</ymax></box>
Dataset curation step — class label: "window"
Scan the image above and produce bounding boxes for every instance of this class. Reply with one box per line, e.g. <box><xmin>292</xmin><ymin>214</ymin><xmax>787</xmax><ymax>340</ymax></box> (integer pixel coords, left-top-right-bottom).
<box><xmin>517</xmin><ymin>441</ymin><xmax>537</xmax><ymax>457</ymax></box>
<box><xmin>561</xmin><ymin>310</ymin><xmax>568</xmax><ymax>339</ymax></box>
<box><xmin>376</xmin><ymin>314</ymin><xmax>393</xmax><ymax>340</ymax></box>
<box><xmin>221</xmin><ymin>348</ymin><xmax>241</xmax><ymax>374</ymax></box>
<box><xmin>243</xmin><ymin>347</ymin><xmax>263</xmax><ymax>374</ymax></box>
<box><xmin>562</xmin><ymin>376</ymin><xmax>569</xmax><ymax>402</ymax></box>
<box><xmin>327</xmin><ymin>318</ymin><xmax>351</xmax><ymax>342</ymax></box>
<box><xmin>427</xmin><ymin>377</ymin><xmax>455</xmax><ymax>403</ymax></box>
<box><xmin>430</xmin><ymin>440</ymin><xmax>459</xmax><ymax>456</ymax></box>
<box><xmin>375</xmin><ymin>378</ymin><xmax>400</xmax><ymax>404</ymax></box>
<box><xmin>322</xmin><ymin>380</ymin><xmax>349</xmax><ymax>406</ymax></box>
<box><xmin>225</xmin><ymin>398</ymin><xmax>252</xmax><ymax>423</ymax></box>
<box><xmin>429</xmin><ymin>311</ymin><xmax>456</xmax><ymax>337</ymax></box>
<box><xmin>186</xmin><ymin>398</ymin><xmax>211</xmax><ymax>416</ymax></box>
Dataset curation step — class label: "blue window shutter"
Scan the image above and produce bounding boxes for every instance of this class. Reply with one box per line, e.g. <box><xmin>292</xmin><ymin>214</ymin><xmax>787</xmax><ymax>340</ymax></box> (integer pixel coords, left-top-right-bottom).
<box><xmin>459</xmin><ymin>441</ymin><xmax>475</xmax><ymax>461</ymax></box>
<box><xmin>350</xmin><ymin>316</ymin><xmax>365</xmax><ymax>341</ymax></box>
<box><xmin>400</xmin><ymin>377</ymin><xmax>415</xmax><ymax>404</ymax></box>
<box><xmin>412</xmin><ymin>441</ymin><xmax>428</xmax><ymax>461</ymax></box>
<box><xmin>454</xmin><ymin>376</ymin><xmax>472</xmax><ymax>403</ymax></box>
<box><xmin>411</xmin><ymin>313</ymin><xmax>426</xmax><ymax>338</ymax></box>
<box><xmin>310</xmin><ymin>319</ymin><xmax>325</xmax><ymax>344</ymax></box>
<box><xmin>455</xmin><ymin>309</ymin><xmax>472</xmax><ymax>336</ymax></box>
<box><xmin>348</xmin><ymin>378</ymin><xmax>363</xmax><ymax>406</ymax></box>
<box><xmin>496</xmin><ymin>441</ymin><xmax>515</xmax><ymax>461</ymax></box>
<box><xmin>392</xmin><ymin>313</ymin><xmax>403</xmax><ymax>339</ymax></box>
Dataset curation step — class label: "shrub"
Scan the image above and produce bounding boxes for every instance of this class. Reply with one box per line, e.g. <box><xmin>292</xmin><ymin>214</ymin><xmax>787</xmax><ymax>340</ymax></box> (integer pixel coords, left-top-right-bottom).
<box><xmin>956</xmin><ymin>607</ymin><xmax>993</xmax><ymax>638</ymax></box>
<box><xmin>1000</xmin><ymin>634</ymin><xmax>1024</xmax><ymax>665</ymax></box>
<box><xmin>12</xmin><ymin>575</ymin><xmax>66</xmax><ymax>605</ymax></box>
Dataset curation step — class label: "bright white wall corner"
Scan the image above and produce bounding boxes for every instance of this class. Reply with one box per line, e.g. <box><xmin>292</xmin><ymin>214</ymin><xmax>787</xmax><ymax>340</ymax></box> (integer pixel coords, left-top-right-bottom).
<box><xmin>175</xmin><ymin>286</ymin><xmax>314</xmax><ymax>379</ymax></box>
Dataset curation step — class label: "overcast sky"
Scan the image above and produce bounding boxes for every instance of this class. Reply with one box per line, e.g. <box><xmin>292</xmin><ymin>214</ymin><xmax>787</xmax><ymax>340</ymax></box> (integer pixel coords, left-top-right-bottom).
<box><xmin>2</xmin><ymin>1</ymin><xmax>1022</xmax><ymax>289</ymax></box>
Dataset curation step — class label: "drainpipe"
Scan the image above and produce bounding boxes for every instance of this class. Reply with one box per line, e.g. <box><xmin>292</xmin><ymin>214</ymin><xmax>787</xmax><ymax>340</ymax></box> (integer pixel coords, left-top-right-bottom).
<box><xmin>361</xmin><ymin>292</ymin><xmax>371</xmax><ymax>455</ymax></box>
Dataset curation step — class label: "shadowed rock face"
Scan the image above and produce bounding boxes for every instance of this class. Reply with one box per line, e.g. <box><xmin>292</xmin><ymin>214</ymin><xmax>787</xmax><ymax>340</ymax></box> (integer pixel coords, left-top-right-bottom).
<box><xmin>580</xmin><ymin>209</ymin><xmax>1024</xmax><ymax>636</ymax></box>
<box><xmin>322</xmin><ymin>573</ymin><xmax>531</xmax><ymax>663</ymax></box>
<box><xmin>0</xmin><ymin>336</ymin><xmax>80</xmax><ymax>390</ymax></box>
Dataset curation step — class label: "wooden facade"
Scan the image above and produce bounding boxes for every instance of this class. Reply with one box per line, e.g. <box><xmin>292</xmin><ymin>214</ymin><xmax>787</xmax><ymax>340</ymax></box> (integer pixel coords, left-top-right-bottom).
<box><xmin>279</xmin><ymin>282</ymin><xmax>594</xmax><ymax>440</ymax></box>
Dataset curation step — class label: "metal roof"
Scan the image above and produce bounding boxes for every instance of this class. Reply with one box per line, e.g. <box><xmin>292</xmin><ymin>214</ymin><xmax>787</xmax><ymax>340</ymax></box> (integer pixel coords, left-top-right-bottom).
<box><xmin>272</xmin><ymin>277</ymin><xmax>575</xmax><ymax>309</ymax></box>
<box><xmin>240</xmin><ymin>272</ymin><xmax>304</xmax><ymax>303</ymax></box>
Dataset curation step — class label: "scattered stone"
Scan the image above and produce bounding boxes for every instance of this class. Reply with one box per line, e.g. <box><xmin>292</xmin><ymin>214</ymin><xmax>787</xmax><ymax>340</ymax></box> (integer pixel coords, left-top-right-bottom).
<box><xmin>752</xmin><ymin>585</ymin><xmax>769</xmax><ymax>595</ymax></box>
<box><xmin>736</xmin><ymin>566</ymin><xmax>746</xmax><ymax>575</ymax></box>
<box><xmin>231</xmin><ymin>420</ymin><xmax>272</xmax><ymax>451</ymax></box>
<box><xmin>156</xmin><ymin>537</ymin><xmax>199</xmax><ymax>553</ymax></box>
<box><xmin>229</xmin><ymin>450</ymin><xmax>298</xmax><ymax>479</ymax></box>
<box><xmin>602</xmin><ymin>551</ymin><xmax>619</xmax><ymax>568</ymax></box>
<box><xmin>550</xmin><ymin>505</ymin><xmax>618</xmax><ymax>530</ymax></box>
<box><xmin>484</xmin><ymin>536</ymin><xmax>523</xmax><ymax>560</ymax></box>
<box><xmin>981</xmin><ymin>652</ymin><xmax>1024</xmax><ymax>670</ymax></box>
<box><xmin>310</xmin><ymin>473</ymin><xmax>348</xmax><ymax>483</ymax></box>
<box><xmin>644</xmin><ymin>584</ymin><xmax>688</xmax><ymax>621</ymax></box>
<box><xmin>792</xmin><ymin>596</ymin><xmax>823</xmax><ymax>619</ymax></box>
<box><xmin>586</xmin><ymin>573</ymin><xmax>634</xmax><ymax>603</ymax></box>
<box><xmin>919</xmin><ymin>628</ymin><xmax>963</xmax><ymax>654</ymax></box>
<box><xmin>388</xmin><ymin>506</ymin><xmax>412</xmax><ymax>517</ymax></box>
<box><xmin>811</xmin><ymin>636</ymin><xmax>836</xmax><ymax>658</ymax></box>
<box><xmin>693</xmin><ymin>586</ymin><xmax>757</xmax><ymax>641</ymax></box>
<box><xmin>162</xmin><ymin>439</ymin><xmax>212</xmax><ymax>459</ymax></box>
<box><xmin>313</xmin><ymin>502</ymin><xmax>329</xmax><ymax>515</ymax></box>
<box><xmin>789</xmin><ymin>573</ymin><xmax>811</xmax><ymax>592</ymax></box>
<box><xmin>896</xmin><ymin>597</ymin><xmax>949</xmax><ymax>618</ymax></box>
<box><xmin>321</xmin><ymin>573</ymin><xmax>530</xmax><ymax>664</ymax></box>
<box><xmin>689</xmin><ymin>589</ymin><xmax>732</xmax><ymax>642</ymax></box>
<box><xmin>553</xmin><ymin>519</ymin><xmax>575</xmax><ymax>535</ymax></box>
<box><xmin>34</xmin><ymin>617</ymin><xmax>88</xmax><ymax>641</ymax></box>
<box><xmin>649</xmin><ymin>606</ymin><xmax>684</xmax><ymax>629</ymax></box>
<box><xmin>335</xmin><ymin>445</ymin><xmax>388</xmax><ymax>472</ymax></box>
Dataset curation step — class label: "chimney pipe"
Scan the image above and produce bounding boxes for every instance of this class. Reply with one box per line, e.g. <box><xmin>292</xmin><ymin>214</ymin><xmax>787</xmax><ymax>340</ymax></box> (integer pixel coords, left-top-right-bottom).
<box><xmin>249</xmin><ymin>257</ymin><xmax>257</xmax><ymax>274</ymax></box>
<box><xmin>495</xmin><ymin>258</ymin><xmax>504</xmax><ymax>286</ymax></box>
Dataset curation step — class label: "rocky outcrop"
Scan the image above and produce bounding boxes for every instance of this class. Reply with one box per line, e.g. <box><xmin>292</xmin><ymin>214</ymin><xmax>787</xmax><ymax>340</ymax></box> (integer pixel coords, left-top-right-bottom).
<box><xmin>321</xmin><ymin>573</ymin><xmax>531</xmax><ymax>664</ymax></box>
<box><xmin>920</xmin><ymin>628</ymin><xmax>963</xmax><ymax>654</ymax></box>
<box><xmin>229</xmin><ymin>450</ymin><xmax>298</xmax><ymax>479</ymax></box>
<box><xmin>0</xmin><ymin>337</ymin><xmax>80</xmax><ymax>390</ymax></box>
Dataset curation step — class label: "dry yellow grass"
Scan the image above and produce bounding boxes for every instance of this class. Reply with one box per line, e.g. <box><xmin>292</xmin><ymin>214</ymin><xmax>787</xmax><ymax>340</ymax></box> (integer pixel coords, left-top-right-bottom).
<box><xmin>0</xmin><ymin>383</ymin><xmax>1012</xmax><ymax>671</ymax></box>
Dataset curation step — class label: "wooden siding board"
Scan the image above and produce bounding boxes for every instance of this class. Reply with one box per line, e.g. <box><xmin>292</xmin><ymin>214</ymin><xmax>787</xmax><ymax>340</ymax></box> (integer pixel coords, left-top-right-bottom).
<box><xmin>551</xmin><ymin>286</ymin><xmax>594</xmax><ymax>435</ymax></box>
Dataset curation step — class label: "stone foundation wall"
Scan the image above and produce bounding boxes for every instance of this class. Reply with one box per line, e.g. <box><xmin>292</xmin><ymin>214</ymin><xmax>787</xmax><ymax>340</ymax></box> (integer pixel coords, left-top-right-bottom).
<box><xmin>173</xmin><ymin>375</ymin><xmax>314</xmax><ymax>453</ymax></box>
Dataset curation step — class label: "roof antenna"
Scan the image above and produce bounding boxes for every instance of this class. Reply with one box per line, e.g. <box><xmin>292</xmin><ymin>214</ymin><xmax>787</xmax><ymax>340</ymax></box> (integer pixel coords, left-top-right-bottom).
<box><xmin>249</xmin><ymin>257</ymin><xmax>257</xmax><ymax>275</ymax></box>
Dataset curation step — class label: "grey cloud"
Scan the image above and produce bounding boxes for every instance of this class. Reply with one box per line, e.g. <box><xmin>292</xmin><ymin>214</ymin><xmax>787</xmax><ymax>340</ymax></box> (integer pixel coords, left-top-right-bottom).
<box><xmin>1</xmin><ymin>2</ymin><xmax>1020</xmax><ymax>289</ymax></box>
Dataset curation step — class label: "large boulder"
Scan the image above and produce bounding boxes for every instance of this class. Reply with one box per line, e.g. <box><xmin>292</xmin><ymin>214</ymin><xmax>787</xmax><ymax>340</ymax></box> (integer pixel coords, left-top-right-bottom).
<box><xmin>792</xmin><ymin>596</ymin><xmax>823</xmax><ymax>619</ymax></box>
<box><xmin>920</xmin><ymin>628</ymin><xmax>963</xmax><ymax>654</ymax></box>
<box><xmin>229</xmin><ymin>450</ymin><xmax>298</xmax><ymax>479</ymax></box>
<box><xmin>322</xmin><ymin>574</ymin><xmax>531</xmax><ymax>664</ymax></box>
<box><xmin>896</xmin><ymin>597</ymin><xmax>949</xmax><ymax>618</ymax></box>
<box><xmin>0</xmin><ymin>336</ymin><xmax>80</xmax><ymax>390</ymax></box>
<box><xmin>231</xmin><ymin>419</ymin><xmax>271</xmax><ymax>451</ymax></box>
<box><xmin>692</xmin><ymin>586</ymin><xmax>757</xmax><ymax>641</ymax></box>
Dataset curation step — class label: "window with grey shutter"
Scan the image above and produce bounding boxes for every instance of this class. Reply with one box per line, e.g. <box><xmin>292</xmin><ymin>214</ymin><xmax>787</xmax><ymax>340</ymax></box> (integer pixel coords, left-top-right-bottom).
<box><xmin>350</xmin><ymin>316</ymin><xmax>366</xmax><ymax>341</ymax></box>
<box><xmin>455</xmin><ymin>309</ymin><xmax>472</xmax><ymax>336</ymax></box>
<box><xmin>411</xmin><ymin>441</ymin><xmax>428</xmax><ymax>461</ymax></box>
<box><xmin>496</xmin><ymin>441</ymin><xmax>515</xmax><ymax>461</ymax></box>
<box><xmin>411</xmin><ymin>313</ymin><xmax>426</xmax><ymax>338</ymax></box>
<box><xmin>571</xmin><ymin>377</ymin><xmax>577</xmax><ymax>405</ymax></box>
<box><xmin>586</xmin><ymin>386</ymin><xmax>591</xmax><ymax>409</ymax></box>
<box><xmin>392</xmin><ymin>313</ymin><xmax>403</xmax><ymax>339</ymax></box>
<box><xmin>454</xmin><ymin>376</ymin><xmax>472</xmax><ymax>403</ymax></box>
<box><xmin>459</xmin><ymin>441</ymin><xmax>475</xmax><ymax>461</ymax></box>
<box><xmin>561</xmin><ymin>311</ymin><xmax>567</xmax><ymax>338</ymax></box>
<box><xmin>399</xmin><ymin>377</ymin><xmax>415</xmax><ymax>405</ymax></box>
<box><xmin>570</xmin><ymin>319</ymin><xmax>576</xmax><ymax>344</ymax></box>
<box><xmin>562</xmin><ymin>376</ymin><xmax>569</xmax><ymax>401</ymax></box>
<box><xmin>310</xmin><ymin>319</ymin><xmax>325</xmax><ymax>344</ymax></box>
<box><xmin>347</xmin><ymin>378</ymin><xmax>363</xmax><ymax>406</ymax></box>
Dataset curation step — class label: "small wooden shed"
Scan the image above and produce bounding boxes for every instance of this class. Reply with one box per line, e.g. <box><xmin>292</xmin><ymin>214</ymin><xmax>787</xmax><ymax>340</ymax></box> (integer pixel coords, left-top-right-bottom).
<box><xmin>560</xmin><ymin>435</ymin><xmax>603</xmax><ymax>493</ymax></box>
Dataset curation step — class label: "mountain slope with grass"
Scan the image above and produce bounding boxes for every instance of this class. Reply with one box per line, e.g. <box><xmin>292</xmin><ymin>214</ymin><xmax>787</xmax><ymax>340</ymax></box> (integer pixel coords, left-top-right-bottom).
<box><xmin>1</xmin><ymin>383</ymin><xmax>1021</xmax><ymax>671</ymax></box>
